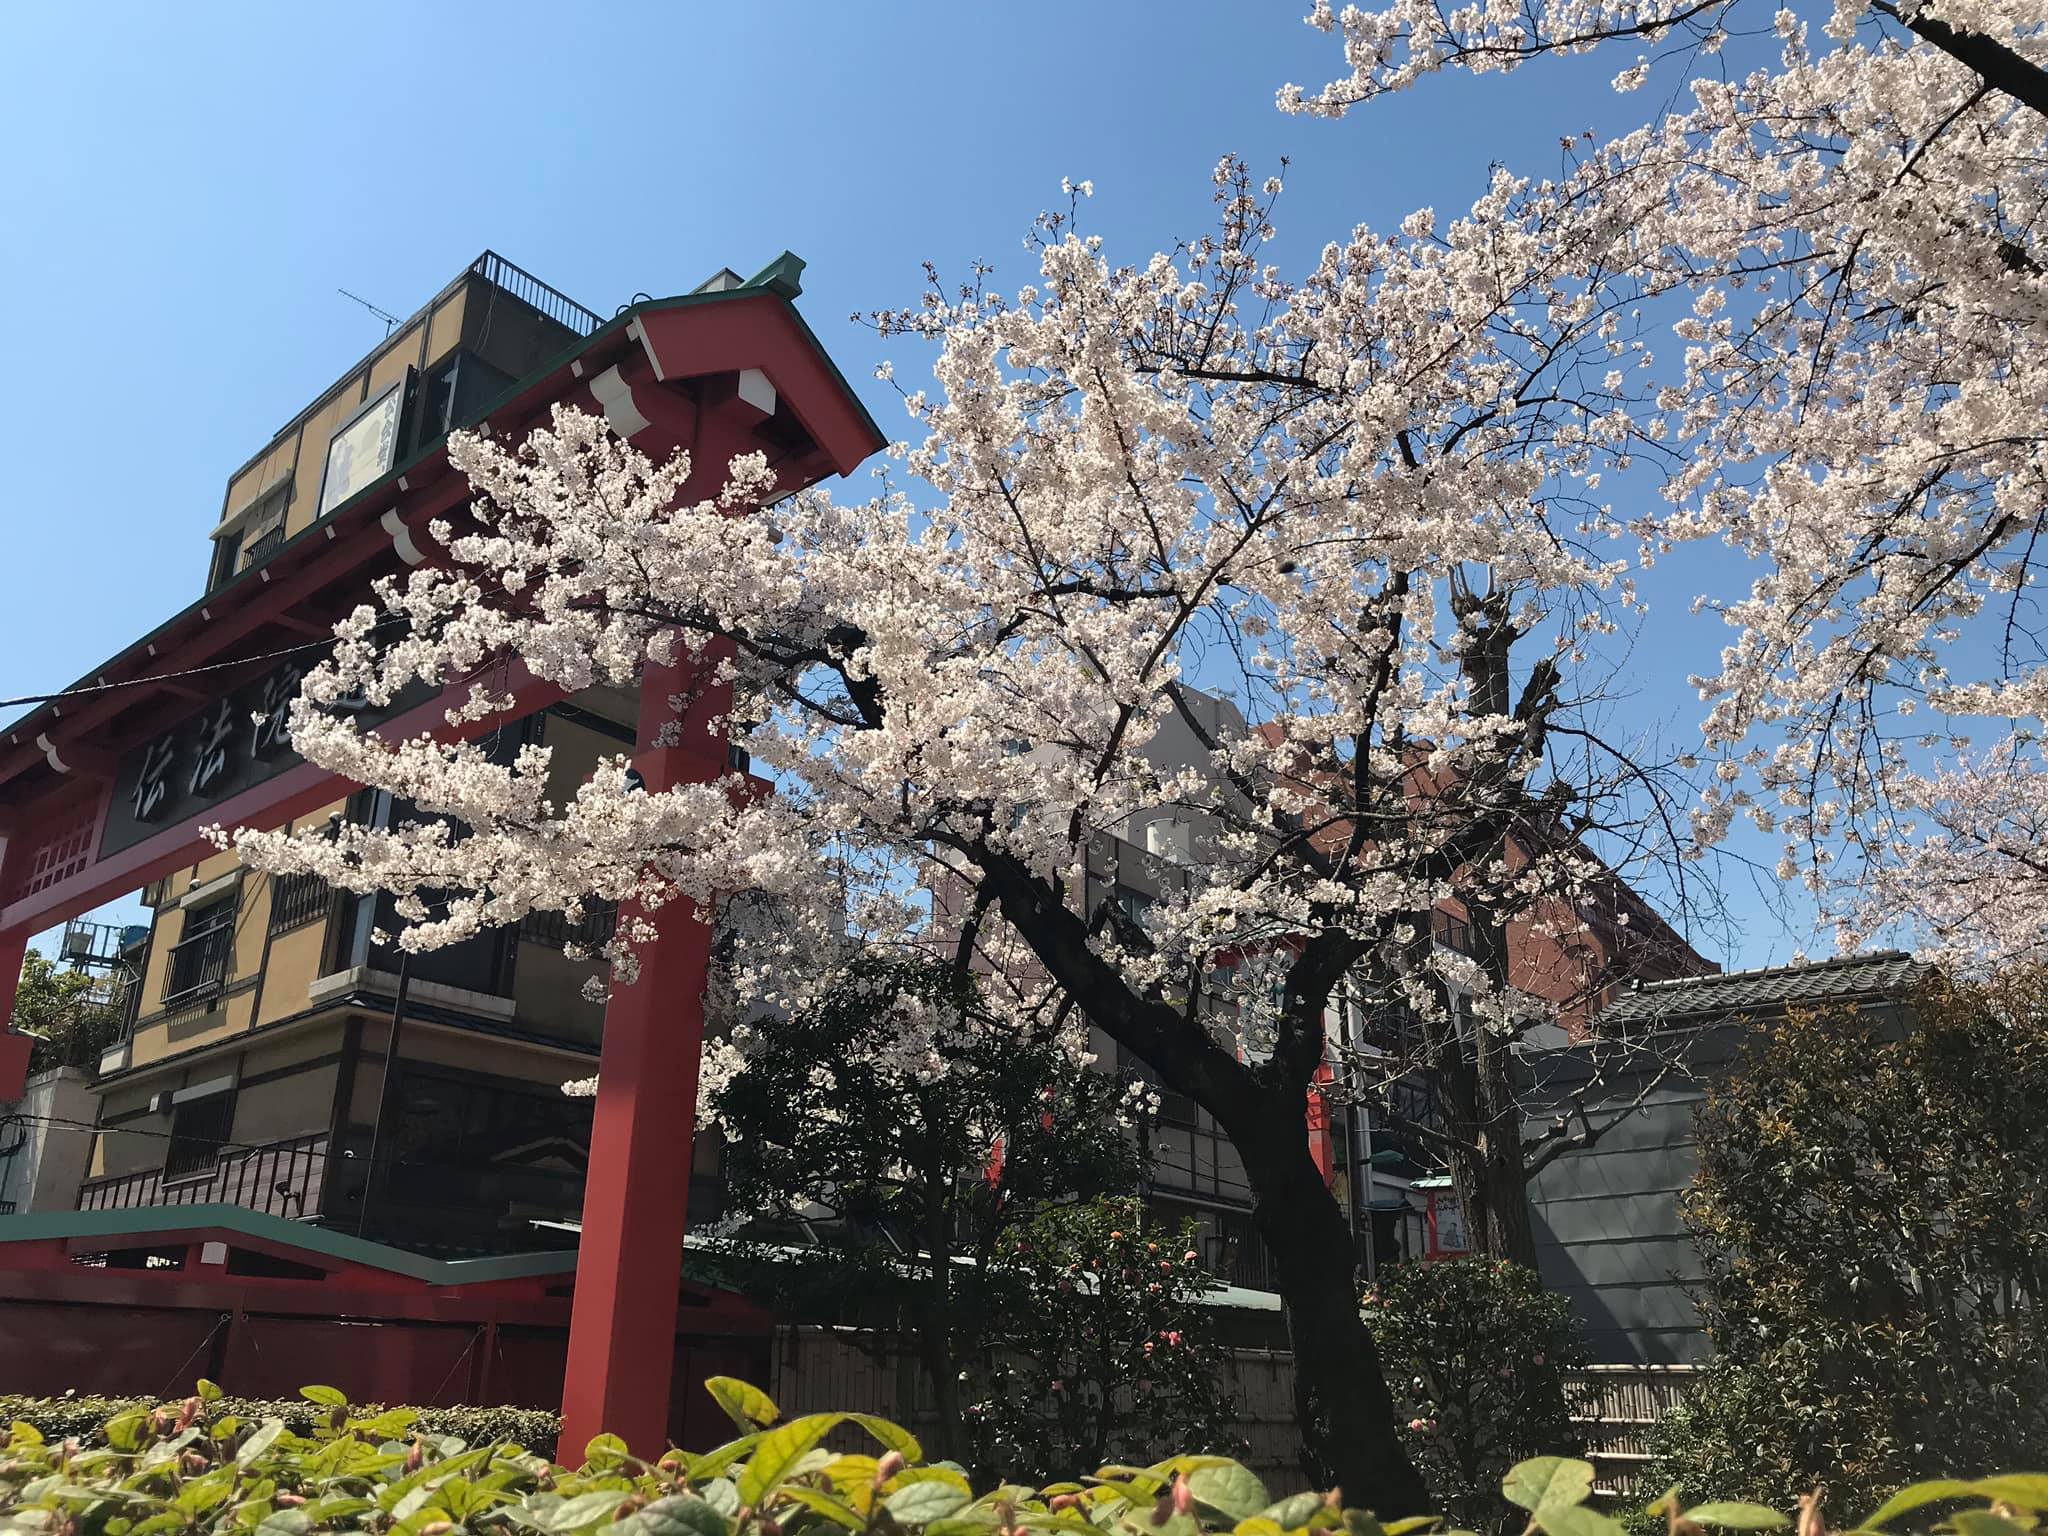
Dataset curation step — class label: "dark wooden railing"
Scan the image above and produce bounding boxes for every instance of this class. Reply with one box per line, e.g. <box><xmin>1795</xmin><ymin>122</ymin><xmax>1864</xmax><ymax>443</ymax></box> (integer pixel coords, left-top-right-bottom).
<box><xmin>77</xmin><ymin>1132</ymin><xmax>328</xmax><ymax>1220</ymax></box>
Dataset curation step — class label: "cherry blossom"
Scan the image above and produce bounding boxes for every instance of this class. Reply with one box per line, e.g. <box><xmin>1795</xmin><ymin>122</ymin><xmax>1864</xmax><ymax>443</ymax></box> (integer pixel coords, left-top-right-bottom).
<box><xmin>1286</xmin><ymin>0</ymin><xmax>2048</xmax><ymax>963</ymax></box>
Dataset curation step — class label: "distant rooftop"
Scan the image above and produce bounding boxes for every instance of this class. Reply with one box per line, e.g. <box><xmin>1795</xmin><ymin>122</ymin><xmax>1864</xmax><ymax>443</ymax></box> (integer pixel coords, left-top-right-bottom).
<box><xmin>1593</xmin><ymin>949</ymin><xmax>1931</xmax><ymax>1033</ymax></box>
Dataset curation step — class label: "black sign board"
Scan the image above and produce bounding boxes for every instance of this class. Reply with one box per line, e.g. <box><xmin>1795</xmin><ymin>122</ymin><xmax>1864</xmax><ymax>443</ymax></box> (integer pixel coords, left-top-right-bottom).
<box><xmin>101</xmin><ymin>660</ymin><xmax>426</xmax><ymax>857</ymax></box>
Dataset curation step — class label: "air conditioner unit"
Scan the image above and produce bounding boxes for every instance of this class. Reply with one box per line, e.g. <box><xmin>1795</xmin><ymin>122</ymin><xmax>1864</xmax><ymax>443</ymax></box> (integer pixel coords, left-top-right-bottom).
<box><xmin>1145</xmin><ymin>819</ymin><xmax>1192</xmax><ymax>864</ymax></box>
<box><xmin>60</xmin><ymin>927</ymin><xmax>94</xmax><ymax>961</ymax></box>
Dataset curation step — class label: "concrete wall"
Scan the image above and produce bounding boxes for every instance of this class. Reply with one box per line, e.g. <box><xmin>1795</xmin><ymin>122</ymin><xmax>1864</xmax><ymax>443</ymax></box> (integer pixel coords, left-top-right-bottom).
<box><xmin>0</xmin><ymin>1067</ymin><xmax>98</xmax><ymax>1211</ymax></box>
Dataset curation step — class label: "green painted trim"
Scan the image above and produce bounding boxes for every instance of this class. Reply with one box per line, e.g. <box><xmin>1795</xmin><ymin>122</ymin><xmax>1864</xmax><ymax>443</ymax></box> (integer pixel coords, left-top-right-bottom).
<box><xmin>0</xmin><ymin>1204</ymin><xmax>576</xmax><ymax>1287</ymax></box>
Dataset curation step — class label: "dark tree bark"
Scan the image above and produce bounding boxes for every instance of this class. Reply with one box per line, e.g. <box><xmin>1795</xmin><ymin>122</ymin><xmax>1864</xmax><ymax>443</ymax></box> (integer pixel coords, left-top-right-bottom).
<box><xmin>1234</xmin><ymin>1104</ymin><xmax>1434</xmax><ymax>1513</ymax></box>
<box><xmin>975</xmin><ymin>848</ymin><xmax>1430</xmax><ymax>1510</ymax></box>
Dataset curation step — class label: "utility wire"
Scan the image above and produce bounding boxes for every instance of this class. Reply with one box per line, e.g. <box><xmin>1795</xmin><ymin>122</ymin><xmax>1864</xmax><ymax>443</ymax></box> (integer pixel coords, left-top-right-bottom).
<box><xmin>0</xmin><ymin>616</ymin><xmax>418</xmax><ymax>714</ymax></box>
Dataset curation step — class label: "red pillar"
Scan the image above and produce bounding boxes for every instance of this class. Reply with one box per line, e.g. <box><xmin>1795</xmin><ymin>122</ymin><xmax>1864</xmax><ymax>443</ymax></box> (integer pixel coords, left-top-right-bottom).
<box><xmin>1307</xmin><ymin>1061</ymin><xmax>1336</xmax><ymax>1183</ymax></box>
<box><xmin>0</xmin><ymin>930</ymin><xmax>30</xmax><ymax>1101</ymax></box>
<box><xmin>0</xmin><ymin>814</ymin><xmax>31</xmax><ymax>1100</ymax></box>
<box><xmin>557</xmin><ymin>652</ymin><xmax>729</xmax><ymax>1460</ymax></box>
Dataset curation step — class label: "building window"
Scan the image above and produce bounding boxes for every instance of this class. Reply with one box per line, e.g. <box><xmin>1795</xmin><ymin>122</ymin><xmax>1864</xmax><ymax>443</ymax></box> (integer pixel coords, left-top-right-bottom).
<box><xmin>163</xmin><ymin>1090</ymin><xmax>234</xmax><ymax>1182</ymax></box>
<box><xmin>207</xmin><ymin>530</ymin><xmax>243</xmax><ymax>592</ymax></box>
<box><xmin>268</xmin><ymin>871</ymin><xmax>331</xmax><ymax>937</ymax></box>
<box><xmin>208</xmin><ymin>482</ymin><xmax>289</xmax><ymax>592</ymax></box>
<box><xmin>163</xmin><ymin>896</ymin><xmax>236</xmax><ymax>1004</ymax></box>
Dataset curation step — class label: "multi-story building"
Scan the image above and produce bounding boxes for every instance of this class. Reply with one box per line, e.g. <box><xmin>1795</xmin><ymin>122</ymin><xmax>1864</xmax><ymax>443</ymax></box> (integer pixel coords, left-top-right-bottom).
<box><xmin>12</xmin><ymin>252</ymin><xmax>857</xmax><ymax>1255</ymax></box>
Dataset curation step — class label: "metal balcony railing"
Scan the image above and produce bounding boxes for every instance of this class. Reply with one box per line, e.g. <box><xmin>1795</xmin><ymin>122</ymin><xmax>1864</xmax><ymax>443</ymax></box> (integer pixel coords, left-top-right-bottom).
<box><xmin>471</xmin><ymin>251</ymin><xmax>604</xmax><ymax>337</ymax></box>
<box><xmin>162</xmin><ymin>919</ymin><xmax>234</xmax><ymax>1004</ymax></box>
<box><xmin>517</xmin><ymin>900</ymin><xmax>618</xmax><ymax>952</ymax></box>
<box><xmin>268</xmin><ymin>871</ymin><xmax>331</xmax><ymax>937</ymax></box>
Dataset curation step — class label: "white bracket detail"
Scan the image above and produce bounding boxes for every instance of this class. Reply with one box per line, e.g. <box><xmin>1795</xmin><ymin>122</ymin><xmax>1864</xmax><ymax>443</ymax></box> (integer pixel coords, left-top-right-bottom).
<box><xmin>736</xmin><ymin>368</ymin><xmax>776</xmax><ymax>416</ymax></box>
<box><xmin>589</xmin><ymin>364</ymin><xmax>653</xmax><ymax>438</ymax></box>
<box><xmin>381</xmin><ymin>509</ymin><xmax>425</xmax><ymax>566</ymax></box>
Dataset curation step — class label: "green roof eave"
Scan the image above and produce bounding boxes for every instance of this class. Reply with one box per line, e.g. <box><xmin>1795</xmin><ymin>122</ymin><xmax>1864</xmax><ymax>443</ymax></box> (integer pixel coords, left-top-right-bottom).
<box><xmin>0</xmin><ymin>1203</ymin><xmax>576</xmax><ymax>1286</ymax></box>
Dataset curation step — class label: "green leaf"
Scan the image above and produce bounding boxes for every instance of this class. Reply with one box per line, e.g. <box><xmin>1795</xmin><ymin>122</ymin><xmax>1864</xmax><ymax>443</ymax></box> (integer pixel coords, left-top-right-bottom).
<box><xmin>1262</xmin><ymin>1494</ymin><xmax>1327</xmax><ymax>1529</ymax></box>
<box><xmin>1973</xmin><ymin>1479</ymin><xmax>2048</xmax><ymax>1512</ymax></box>
<box><xmin>235</xmin><ymin>1420</ymin><xmax>286</xmax><ymax>1469</ymax></box>
<box><xmin>1235</xmin><ymin>1521</ymin><xmax>1287</xmax><ymax>1536</ymax></box>
<box><xmin>849</xmin><ymin>1414</ymin><xmax>923</xmax><ymax>1462</ymax></box>
<box><xmin>892</xmin><ymin>1467</ymin><xmax>973</xmax><ymax>1495</ymax></box>
<box><xmin>104</xmin><ymin>1412</ymin><xmax>148</xmax><ymax>1453</ymax></box>
<box><xmin>777</xmin><ymin>1487</ymin><xmax>868</xmax><ymax>1530</ymax></box>
<box><xmin>254</xmin><ymin>1513</ymin><xmax>311</xmax><ymax>1536</ymax></box>
<box><xmin>297</xmin><ymin>1386</ymin><xmax>348</xmax><ymax>1410</ymax></box>
<box><xmin>193</xmin><ymin>1381</ymin><xmax>223</xmax><ymax>1405</ymax></box>
<box><xmin>1529</xmin><ymin>1507</ymin><xmax>1626</xmax><ymax>1536</ymax></box>
<box><xmin>1187</xmin><ymin>1464</ymin><xmax>1272</xmax><ymax>1525</ymax></box>
<box><xmin>391</xmin><ymin>1486</ymin><xmax>435</xmax><ymax>1524</ymax></box>
<box><xmin>1862</xmin><ymin>1482</ymin><xmax>1979</xmax><ymax>1530</ymax></box>
<box><xmin>1682</xmin><ymin>1506</ymin><xmax>1789</xmax><ymax>1530</ymax></box>
<box><xmin>300</xmin><ymin>1497</ymin><xmax>377</xmax><ymax>1523</ymax></box>
<box><xmin>887</xmin><ymin>1482</ymin><xmax>974</xmax><ymax>1523</ymax></box>
<box><xmin>737</xmin><ymin>1415</ymin><xmax>844</xmax><ymax>1509</ymax></box>
<box><xmin>924</xmin><ymin>1519</ymin><xmax>1004</xmax><ymax>1536</ymax></box>
<box><xmin>621</xmin><ymin>1496</ymin><xmax>732</xmax><ymax>1536</ymax></box>
<box><xmin>1383</xmin><ymin>1521</ymin><xmax>1440</xmax><ymax>1536</ymax></box>
<box><xmin>1950</xmin><ymin>1514</ymin><xmax>2032</xmax><ymax>1536</ymax></box>
<box><xmin>697</xmin><ymin>1480</ymin><xmax>741</xmax><ymax>1519</ymax></box>
<box><xmin>704</xmin><ymin>1379</ymin><xmax>779</xmax><ymax>1433</ymax></box>
<box><xmin>687</xmin><ymin>1436</ymin><xmax>762</xmax><ymax>1482</ymax></box>
<box><xmin>1503</xmin><ymin>1459</ymin><xmax>1598</xmax><ymax>1515</ymax></box>
<box><xmin>582</xmin><ymin>1433</ymin><xmax>631</xmax><ymax>1472</ymax></box>
<box><xmin>549</xmin><ymin>1491</ymin><xmax>635</xmax><ymax>1531</ymax></box>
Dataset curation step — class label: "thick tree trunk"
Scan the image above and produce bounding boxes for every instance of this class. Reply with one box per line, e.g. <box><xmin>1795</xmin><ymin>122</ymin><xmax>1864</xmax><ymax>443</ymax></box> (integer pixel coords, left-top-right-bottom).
<box><xmin>1239</xmin><ymin>1114</ymin><xmax>1433</xmax><ymax>1514</ymax></box>
<box><xmin>1477</xmin><ymin>1045</ymin><xmax>1538</xmax><ymax>1265</ymax></box>
<box><xmin>919</xmin><ymin>1178</ymin><xmax>966</xmax><ymax>1462</ymax></box>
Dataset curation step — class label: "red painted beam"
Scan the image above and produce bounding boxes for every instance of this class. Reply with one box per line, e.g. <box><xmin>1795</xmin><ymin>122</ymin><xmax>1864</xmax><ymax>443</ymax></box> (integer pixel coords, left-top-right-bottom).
<box><xmin>0</xmin><ymin>658</ymin><xmax>570</xmax><ymax>938</ymax></box>
<box><xmin>634</xmin><ymin>297</ymin><xmax>883</xmax><ymax>477</ymax></box>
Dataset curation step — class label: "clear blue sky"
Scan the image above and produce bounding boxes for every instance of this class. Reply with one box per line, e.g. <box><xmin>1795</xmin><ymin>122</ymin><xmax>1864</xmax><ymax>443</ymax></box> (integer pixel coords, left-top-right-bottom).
<box><xmin>0</xmin><ymin>2</ymin><xmax>1816</xmax><ymax>967</ymax></box>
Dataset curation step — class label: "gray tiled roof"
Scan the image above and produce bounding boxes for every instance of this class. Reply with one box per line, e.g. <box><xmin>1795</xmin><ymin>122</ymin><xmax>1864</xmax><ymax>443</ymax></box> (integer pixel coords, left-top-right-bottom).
<box><xmin>1594</xmin><ymin>950</ymin><xmax>1931</xmax><ymax>1032</ymax></box>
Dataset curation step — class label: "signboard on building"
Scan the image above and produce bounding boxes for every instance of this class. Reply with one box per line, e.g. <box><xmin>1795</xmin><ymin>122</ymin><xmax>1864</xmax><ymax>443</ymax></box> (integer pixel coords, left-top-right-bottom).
<box><xmin>1416</xmin><ymin>1175</ymin><xmax>1472</xmax><ymax>1258</ymax></box>
<box><xmin>316</xmin><ymin>377</ymin><xmax>408</xmax><ymax>520</ymax></box>
<box><xmin>101</xmin><ymin>663</ymin><xmax>424</xmax><ymax>858</ymax></box>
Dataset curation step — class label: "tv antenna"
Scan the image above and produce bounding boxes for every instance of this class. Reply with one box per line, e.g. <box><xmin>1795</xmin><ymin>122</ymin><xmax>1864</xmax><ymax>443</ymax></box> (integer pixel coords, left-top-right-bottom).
<box><xmin>338</xmin><ymin>287</ymin><xmax>401</xmax><ymax>336</ymax></box>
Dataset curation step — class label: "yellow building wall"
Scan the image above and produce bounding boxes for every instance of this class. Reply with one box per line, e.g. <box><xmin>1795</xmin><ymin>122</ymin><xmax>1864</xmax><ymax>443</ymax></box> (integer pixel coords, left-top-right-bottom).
<box><xmin>285</xmin><ymin>383</ymin><xmax>368</xmax><ymax>538</ymax></box>
<box><xmin>222</xmin><ymin>436</ymin><xmax>299</xmax><ymax>526</ymax></box>
<box><xmin>365</xmin><ymin>331</ymin><xmax>420</xmax><ymax>399</ymax></box>
<box><xmin>256</xmin><ymin>921</ymin><xmax>328</xmax><ymax>1026</ymax></box>
<box><xmin>425</xmin><ymin>288</ymin><xmax>467</xmax><ymax>364</ymax></box>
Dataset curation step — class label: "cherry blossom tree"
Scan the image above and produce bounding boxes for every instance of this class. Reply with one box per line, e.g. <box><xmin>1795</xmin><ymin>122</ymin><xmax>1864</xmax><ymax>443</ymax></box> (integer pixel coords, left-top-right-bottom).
<box><xmin>1283</xmin><ymin>0</ymin><xmax>2048</xmax><ymax>966</ymax></box>
<box><xmin>218</xmin><ymin>151</ymin><xmax>1769</xmax><ymax>1499</ymax></box>
<box><xmin>205</xmin><ymin>0</ymin><xmax>2045</xmax><ymax>1486</ymax></box>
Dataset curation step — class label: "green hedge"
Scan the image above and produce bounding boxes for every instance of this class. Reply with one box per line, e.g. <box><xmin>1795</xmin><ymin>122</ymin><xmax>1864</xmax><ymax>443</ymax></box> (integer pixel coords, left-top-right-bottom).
<box><xmin>1</xmin><ymin>1377</ymin><xmax>2042</xmax><ymax>1536</ymax></box>
<box><xmin>0</xmin><ymin>1391</ymin><xmax>559</xmax><ymax>1457</ymax></box>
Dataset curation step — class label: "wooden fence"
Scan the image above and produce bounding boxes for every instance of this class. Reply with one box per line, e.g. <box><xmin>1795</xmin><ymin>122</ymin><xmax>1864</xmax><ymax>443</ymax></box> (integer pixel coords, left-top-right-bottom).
<box><xmin>768</xmin><ymin>1326</ymin><xmax>1307</xmax><ymax>1488</ymax></box>
<box><xmin>767</xmin><ymin>1331</ymin><xmax>1694</xmax><ymax>1498</ymax></box>
<box><xmin>1571</xmin><ymin>1364</ymin><xmax>1697</xmax><ymax>1495</ymax></box>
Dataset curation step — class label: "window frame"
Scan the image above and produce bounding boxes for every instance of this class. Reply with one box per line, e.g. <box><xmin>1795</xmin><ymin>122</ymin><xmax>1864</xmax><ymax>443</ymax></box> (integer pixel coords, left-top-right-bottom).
<box><xmin>162</xmin><ymin>1088</ymin><xmax>235</xmax><ymax>1184</ymax></box>
<box><xmin>162</xmin><ymin>894</ymin><xmax>238</xmax><ymax>1005</ymax></box>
